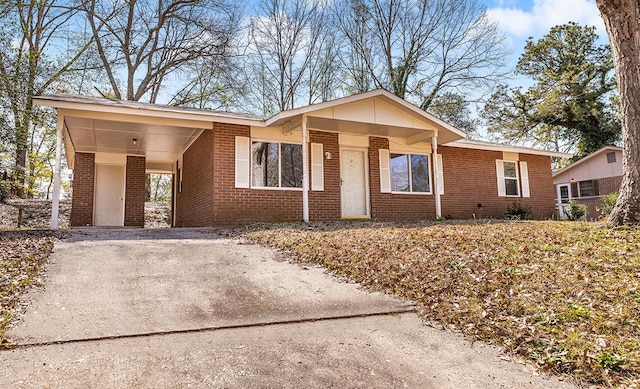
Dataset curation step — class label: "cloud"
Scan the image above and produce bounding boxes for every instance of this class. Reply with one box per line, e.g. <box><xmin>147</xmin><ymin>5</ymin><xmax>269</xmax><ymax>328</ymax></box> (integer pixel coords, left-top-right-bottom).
<box><xmin>486</xmin><ymin>0</ymin><xmax>606</xmax><ymax>41</ymax></box>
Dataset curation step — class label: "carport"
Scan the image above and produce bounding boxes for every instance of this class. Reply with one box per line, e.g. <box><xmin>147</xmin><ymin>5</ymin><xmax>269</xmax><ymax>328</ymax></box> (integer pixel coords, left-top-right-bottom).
<box><xmin>34</xmin><ymin>95</ymin><xmax>264</xmax><ymax>228</ymax></box>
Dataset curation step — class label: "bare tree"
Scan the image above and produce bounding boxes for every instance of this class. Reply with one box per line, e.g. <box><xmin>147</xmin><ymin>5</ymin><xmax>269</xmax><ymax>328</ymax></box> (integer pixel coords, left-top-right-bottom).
<box><xmin>595</xmin><ymin>0</ymin><xmax>640</xmax><ymax>225</ymax></box>
<box><xmin>335</xmin><ymin>0</ymin><xmax>509</xmax><ymax>110</ymax></box>
<box><xmin>0</xmin><ymin>0</ymin><xmax>91</xmax><ymax>197</ymax></box>
<box><xmin>246</xmin><ymin>0</ymin><xmax>328</xmax><ymax>114</ymax></box>
<box><xmin>334</xmin><ymin>0</ymin><xmax>375</xmax><ymax>95</ymax></box>
<box><xmin>80</xmin><ymin>0</ymin><xmax>241</xmax><ymax>103</ymax></box>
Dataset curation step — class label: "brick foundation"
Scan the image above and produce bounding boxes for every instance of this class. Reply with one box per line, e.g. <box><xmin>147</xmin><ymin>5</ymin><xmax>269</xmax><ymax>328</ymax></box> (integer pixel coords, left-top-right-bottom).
<box><xmin>70</xmin><ymin>152</ymin><xmax>95</xmax><ymax>227</ymax></box>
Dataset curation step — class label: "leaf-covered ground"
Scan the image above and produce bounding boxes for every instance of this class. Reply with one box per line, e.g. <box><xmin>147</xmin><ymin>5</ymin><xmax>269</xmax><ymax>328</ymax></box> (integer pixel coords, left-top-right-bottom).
<box><xmin>0</xmin><ymin>230</ymin><xmax>63</xmax><ymax>345</ymax></box>
<box><xmin>246</xmin><ymin>221</ymin><xmax>640</xmax><ymax>388</ymax></box>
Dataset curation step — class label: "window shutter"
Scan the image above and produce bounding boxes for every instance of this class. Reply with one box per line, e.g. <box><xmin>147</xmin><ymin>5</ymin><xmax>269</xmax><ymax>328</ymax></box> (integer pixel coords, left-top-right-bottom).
<box><xmin>379</xmin><ymin>149</ymin><xmax>391</xmax><ymax>193</ymax></box>
<box><xmin>235</xmin><ymin>136</ymin><xmax>250</xmax><ymax>188</ymax></box>
<box><xmin>571</xmin><ymin>182</ymin><xmax>579</xmax><ymax>198</ymax></box>
<box><xmin>496</xmin><ymin>160</ymin><xmax>506</xmax><ymax>196</ymax></box>
<box><xmin>592</xmin><ymin>179</ymin><xmax>600</xmax><ymax>196</ymax></box>
<box><xmin>311</xmin><ymin>143</ymin><xmax>324</xmax><ymax>191</ymax></box>
<box><xmin>436</xmin><ymin>154</ymin><xmax>444</xmax><ymax>195</ymax></box>
<box><xmin>519</xmin><ymin>161</ymin><xmax>530</xmax><ymax>198</ymax></box>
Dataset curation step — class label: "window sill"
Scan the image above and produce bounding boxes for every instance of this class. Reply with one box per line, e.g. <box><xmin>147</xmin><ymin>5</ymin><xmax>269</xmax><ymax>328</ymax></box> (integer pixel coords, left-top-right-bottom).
<box><xmin>391</xmin><ymin>191</ymin><xmax>433</xmax><ymax>196</ymax></box>
<box><xmin>250</xmin><ymin>186</ymin><xmax>303</xmax><ymax>191</ymax></box>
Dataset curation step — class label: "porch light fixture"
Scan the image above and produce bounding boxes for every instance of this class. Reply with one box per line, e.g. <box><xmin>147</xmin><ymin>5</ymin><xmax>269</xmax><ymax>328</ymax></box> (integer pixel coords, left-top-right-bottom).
<box><xmin>325</xmin><ymin>151</ymin><xmax>332</xmax><ymax>160</ymax></box>
<box><xmin>132</xmin><ymin>138</ymin><xmax>137</xmax><ymax>145</ymax></box>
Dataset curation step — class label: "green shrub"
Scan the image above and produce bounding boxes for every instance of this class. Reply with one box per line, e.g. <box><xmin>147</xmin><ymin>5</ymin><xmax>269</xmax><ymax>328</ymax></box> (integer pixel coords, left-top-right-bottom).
<box><xmin>565</xmin><ymin>200</ymin><xmax>587</xmax><ymax>221</ymax></box>
<box><xmin>598</xmin><ymin>192</ymin><xmax>618</xmax><ymax>217</ymax></box>
<box><xmin>506</xmin><ymin>201</ymin><xmax>531</xmax><ymax>220</ymax></box>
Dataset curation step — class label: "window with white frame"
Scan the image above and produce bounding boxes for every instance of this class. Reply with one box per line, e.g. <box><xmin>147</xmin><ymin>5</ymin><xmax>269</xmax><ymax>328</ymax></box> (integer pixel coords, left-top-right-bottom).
<box><xmin>496</xmin><ymin>159</ymin><xmax>530</xmax><ymax>198</ymax></box>
<box><xmin>390</xmin><ymin>153</ymin><xmax>431</xmax><ymax>193</ymax></box>
<box><xmin>503</xmin><ymin>161</ymin><xmax>519</xmax><ymax>196</ymax></box>
<box><xmin>251</xmin><ymin>141</ymin><xmax>302</xmax><ymax>188</ymax></box>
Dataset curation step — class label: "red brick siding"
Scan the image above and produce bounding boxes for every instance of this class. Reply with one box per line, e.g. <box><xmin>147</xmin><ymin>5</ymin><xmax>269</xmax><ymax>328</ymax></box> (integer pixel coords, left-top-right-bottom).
<box><xmin>439</xmin><ymin>146</ymin><xmax>556</xmax><ymax>219</ymax></box>
<box><xmin>124</xmin><ymin>156</ymin><xmax>146</xmax><ymax>227</ymax></box>
<box><xmin>369</xmin><ymin>137</ymin><xmax>436</xmax><ymax>221</ymax></box>
<box><xmin>597</xmin><ymin>175</ymin><xmax>622</xmax><ymax>195</ymax></box>
<box><xmin>309</xmin><ymin>131</ymin><xmax>341</xmax><ymax>221</ymax></box>
<box><xmin>573</xmin><ymin>175</ymin><xmax>622</xmax><ymax>220</ymax></box>
<box><xmin>175</xmin><ymin>130</ymin><xmax>215</xmax><ymax>227</ymax></box>
<box><xmin>212</xmin><ymin>123</ymin><xmax>302</xmax><ymax>225</ymax></box>
<box><xmin>70</xmin><ymin>152</ymin><xmax>95</xmax><ymax>227</ymax></box>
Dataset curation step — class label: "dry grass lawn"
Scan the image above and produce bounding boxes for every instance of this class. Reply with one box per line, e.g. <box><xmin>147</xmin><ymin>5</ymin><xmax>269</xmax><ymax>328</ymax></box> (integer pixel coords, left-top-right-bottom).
<box><xmin>246</xmin><ymin>220</ymin><xmax>640</xmax><ymax>388</ymax></box>
<box><xmin>0</xmin><ymin>231</ymin><xmax>61</xmax><ymax>345</ymax></box>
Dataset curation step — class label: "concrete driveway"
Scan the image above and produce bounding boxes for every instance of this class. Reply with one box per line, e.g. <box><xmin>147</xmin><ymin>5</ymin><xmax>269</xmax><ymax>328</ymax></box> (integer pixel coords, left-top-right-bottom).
<box><xmin>1</xmin><ymin>229</ymin><xmax>575</xmax><ymax>388</ymax></box>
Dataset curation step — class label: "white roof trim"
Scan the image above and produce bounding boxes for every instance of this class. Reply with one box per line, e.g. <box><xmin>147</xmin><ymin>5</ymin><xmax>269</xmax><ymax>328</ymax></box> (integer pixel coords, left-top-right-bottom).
<box><xmin>448</xmin><ymin>139</ymin><xmax>573</xmax><ymax>158</ymax></box>
<box><xmin>33</xmin><ymin>95</ymin><xmax>266</xmax><ymax>127</ymax></box>
<box><xmin>265</xmin><ymin>89</ymin><xmax>467</xmax><ymax>138</ymax></box>
<box><xmin>552</xmin><ymin>145</ymin><xmax>622</xmax><ymax>177</ymax></box>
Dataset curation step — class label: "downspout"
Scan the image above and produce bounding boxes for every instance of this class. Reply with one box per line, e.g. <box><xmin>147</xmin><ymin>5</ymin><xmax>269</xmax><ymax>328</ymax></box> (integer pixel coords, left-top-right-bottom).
<box><xmin>302</xmin><ymin>114</ymin><xmax>309</xmax><ymax>222</ymax></box>
<box><xmin>50</xmin><ymin>116</ymin><xmax>63</xmax><ymax>230</ymax></box>
<box><xmin>432</xmin><ymin>134</ymin><xmax>441</xmax><ymax>219</ymax></box>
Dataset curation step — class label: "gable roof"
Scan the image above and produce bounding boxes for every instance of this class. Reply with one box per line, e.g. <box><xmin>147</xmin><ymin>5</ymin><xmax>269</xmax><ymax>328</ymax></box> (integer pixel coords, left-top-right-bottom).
<box><xmin>266</xmin><ymin>89</ymin><xmax>466</xmax><ymax>142</ymax></box>
<box><xmin>552</xmin><ymin>146</ymin><xmax>622</xmax><ymax>177</ymax></box>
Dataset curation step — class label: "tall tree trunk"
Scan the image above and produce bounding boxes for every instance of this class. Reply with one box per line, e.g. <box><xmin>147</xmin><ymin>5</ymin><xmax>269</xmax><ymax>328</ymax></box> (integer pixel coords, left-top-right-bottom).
<box><xmin>596</xmin><ymin>0</ymin><xmax>640</xmax><ymax>224</ymax></box>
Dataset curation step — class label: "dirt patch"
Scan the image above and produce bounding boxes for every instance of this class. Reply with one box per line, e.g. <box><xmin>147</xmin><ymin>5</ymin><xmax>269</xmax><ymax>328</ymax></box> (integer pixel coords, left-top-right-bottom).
<box><xmin>144</xmin><ymin>201</ymin><xmax>171</xmax><ymax>228</ymax></box>
<box><xmin>0</xmin><ymin>199</ymin><xmax>71</xmax><ymax>230</ymax></box>
<box><xmin>0</xmin><ymin>199</ymin><xmax>171</xmax><ymax>229</ymax></box>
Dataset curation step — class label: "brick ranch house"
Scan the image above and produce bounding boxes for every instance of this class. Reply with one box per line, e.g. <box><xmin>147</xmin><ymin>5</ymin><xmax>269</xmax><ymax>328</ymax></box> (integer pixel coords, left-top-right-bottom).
<box><xmin>552</xmin><ymin>146</ymin><xmax>622</xmax><ymax>219</ymax></box>
<box><xmin>35</xmin><ymin>89</ymin><xmax>569</xmax><ymax>228</ymax></box>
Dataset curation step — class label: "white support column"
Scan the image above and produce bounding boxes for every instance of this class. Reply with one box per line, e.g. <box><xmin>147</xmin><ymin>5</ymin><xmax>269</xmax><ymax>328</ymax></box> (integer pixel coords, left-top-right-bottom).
<box><xmin>50</xmin><ymin>116</ymin><xmax>63</xmax><ymax>230</ymax></box>
<box><xmin>302</xmin><ymin>114</ymin><xmax>310</xmax><ymax>222</ymax></box>
<box><xmin>432</xmin><ymin>135</ymin><xmax>441</xmax><ymax>219</ymax></box>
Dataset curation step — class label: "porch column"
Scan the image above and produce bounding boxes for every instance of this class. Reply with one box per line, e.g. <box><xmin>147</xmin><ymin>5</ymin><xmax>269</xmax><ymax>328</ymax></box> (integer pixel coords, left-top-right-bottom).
<box><xmin>432</xmin><ymin>135</ymin><xmax>442</xmax><ymax>218</ymax></box>
<box><xmin>302</xmin><ymin>114</ymin><xmax>310</xmax><ymax>222</ymax></box>
<box><xmin>50</xmin><ymin>116</ymin><xmax>63</xmax><ymax>230</ymax></box>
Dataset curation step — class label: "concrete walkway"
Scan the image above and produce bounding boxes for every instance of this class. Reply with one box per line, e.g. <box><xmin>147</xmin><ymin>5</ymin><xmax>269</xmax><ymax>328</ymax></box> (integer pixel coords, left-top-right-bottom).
<box><xmin>1</xmin><ymin>229</ymin><xmax>576</xmax><ymax>388</ymax></box>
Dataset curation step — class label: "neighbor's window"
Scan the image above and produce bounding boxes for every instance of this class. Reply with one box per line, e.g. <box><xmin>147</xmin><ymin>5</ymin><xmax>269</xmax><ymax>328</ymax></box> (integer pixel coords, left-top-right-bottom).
<box><xmin>390</xmin><ymin>153</ymin><xmax>431</xmax><ymax>193</ymax></box>
<box><xmin>578</xmin><ymin>180</ymin><xmax>595</xmax><ymax>197</ymax></box>
<box><xmin>251</xmin><ymin>141</ymin><xmax>302</xmax><ymax>188</ymax></box>
<box><xmin>503</xmin><ymin>161</ymin><xmax>519</xmax><ymax>196</ymax></box>
<box><xmin>606</xmin><ymin>151</ymin><xmax>616</xmax><ymax>163</ymax></box>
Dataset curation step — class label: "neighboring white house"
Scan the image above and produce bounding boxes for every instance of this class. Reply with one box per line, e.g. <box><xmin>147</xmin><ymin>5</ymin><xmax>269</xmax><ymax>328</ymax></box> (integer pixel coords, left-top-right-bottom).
<box><xmin>552</xmin><ymin>146</ymin><xmax>622</xmax><ymax>219</ymax></box>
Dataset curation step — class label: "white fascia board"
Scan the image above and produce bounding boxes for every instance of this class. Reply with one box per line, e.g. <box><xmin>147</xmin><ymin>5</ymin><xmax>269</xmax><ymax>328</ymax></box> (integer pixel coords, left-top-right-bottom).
<box><xmin>448</xmin><ymin>139</ymin><xmax>573</xmax><ymax>158</ymax></box>
<box><xmin>33</xmin><ymin>97</ymin><xmax>266</xmax><ymax>127</ymax></box>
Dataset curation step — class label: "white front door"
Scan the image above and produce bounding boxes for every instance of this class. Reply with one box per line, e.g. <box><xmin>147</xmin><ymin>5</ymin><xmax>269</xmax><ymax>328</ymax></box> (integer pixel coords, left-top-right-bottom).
<box><xmin>94</xmin><ymin>164</ymin><xmax>125</xmax><ymax>226</ymax></box>
<box><xmin>556</xmin><ymin>183</ymin><xmax>571</xmax><ymax>219</ymax></box>
<box><xmin>340</xmin><ymin>149</ymin><xmax>369</xmax><ymax>217</ymax></box>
